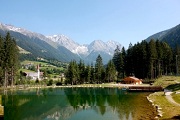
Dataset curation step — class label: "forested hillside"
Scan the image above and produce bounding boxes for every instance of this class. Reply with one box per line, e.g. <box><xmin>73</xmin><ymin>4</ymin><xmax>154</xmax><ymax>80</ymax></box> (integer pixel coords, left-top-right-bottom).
<box><xmin>0</xmin><ymin>29</ymin><xmax>80</xmax><ymax>62</ymax></box>
<box><xmin>161</xmin><ymin>24</ymin><xmax>180</xmax><ymax>48</ymax></box>
<box><xmin>146</xmin><ymin>24</ymin><xmax>180</xmax><ymax>48</ymax></box>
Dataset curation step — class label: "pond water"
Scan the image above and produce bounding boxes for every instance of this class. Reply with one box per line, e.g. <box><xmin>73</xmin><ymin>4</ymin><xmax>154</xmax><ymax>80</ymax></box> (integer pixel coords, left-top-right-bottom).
<box><xmin>2</xmin><ymin>87</ymin><xmax>156</xmax><ymax>120</ymax></box>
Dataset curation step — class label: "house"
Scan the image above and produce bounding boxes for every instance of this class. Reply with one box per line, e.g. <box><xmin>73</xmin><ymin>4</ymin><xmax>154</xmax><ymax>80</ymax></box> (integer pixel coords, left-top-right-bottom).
<box><xmin>123</xmin><ymin>76</ymin><xmax>142</xmax><ymax>84</ymax></box>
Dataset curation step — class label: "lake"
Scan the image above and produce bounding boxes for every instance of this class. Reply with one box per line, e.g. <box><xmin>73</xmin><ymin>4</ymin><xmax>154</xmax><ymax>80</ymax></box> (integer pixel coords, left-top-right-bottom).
<box><xmin>2</xmin><ymin>87</ymin><xmax>157</xmax><ymax>120</ymax></box>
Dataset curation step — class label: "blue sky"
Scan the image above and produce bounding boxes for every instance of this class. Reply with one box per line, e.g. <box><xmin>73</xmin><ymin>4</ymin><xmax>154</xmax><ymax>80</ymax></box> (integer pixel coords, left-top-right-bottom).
<box><xmin>0</xmin><ymin>0</ymin><xmax>180</xmax><ymax>48</ymax></box>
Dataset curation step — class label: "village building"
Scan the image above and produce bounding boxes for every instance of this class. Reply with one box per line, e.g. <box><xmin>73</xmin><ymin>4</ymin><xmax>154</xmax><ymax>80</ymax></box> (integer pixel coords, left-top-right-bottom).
<box><xmin>23</xmin><ymin>64</ymin><xmax>43</xmax><ymax>80</ymax></box>
<box><xmin>123</xmin><ymin>76</ymin><xmax>142</xmax><ymax>84</ymax></box>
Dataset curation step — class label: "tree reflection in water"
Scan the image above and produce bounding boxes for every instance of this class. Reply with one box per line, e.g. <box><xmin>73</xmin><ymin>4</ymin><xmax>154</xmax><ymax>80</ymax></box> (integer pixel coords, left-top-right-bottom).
<box><xmin>64</xmin><ymin>87</ymin><xmax>137</xmax><ymax>119</ymax></box>
<box><xmin>2</xmin><ymin>87</ymin><xmax>156</xmax><ymax>120</ymax></box>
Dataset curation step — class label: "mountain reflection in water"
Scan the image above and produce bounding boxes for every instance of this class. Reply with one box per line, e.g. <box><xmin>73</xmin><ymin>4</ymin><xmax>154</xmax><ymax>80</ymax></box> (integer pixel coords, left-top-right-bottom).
<box><xmin>2</xmin><ymin>87</ymin><xmax>156</xmax><ymax>120</ymax></box>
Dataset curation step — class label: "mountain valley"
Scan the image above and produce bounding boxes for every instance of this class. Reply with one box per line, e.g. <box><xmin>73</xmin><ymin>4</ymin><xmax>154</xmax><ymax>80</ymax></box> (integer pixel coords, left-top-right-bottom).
<box><xmin>0</xmin><ymin>22</ymin><xmax>121</xmax><ymax>64</ymax></box>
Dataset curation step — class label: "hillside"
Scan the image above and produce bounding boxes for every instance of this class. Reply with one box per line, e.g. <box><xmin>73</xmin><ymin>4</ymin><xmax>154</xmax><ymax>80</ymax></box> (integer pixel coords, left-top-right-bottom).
<box><xmin>146</xmin><ymin>29</ymin><xmax>170</xmax><ymax>42</ymax></box>
<box><xmin>146</xmin><ymin>24</ymin><xmax>180</xmax><ymax>48</ymax></box>
<box><xmin>0</xmin><ymin>23</ymin><xmax>81</xmax><ymax>62</ymax></box>
<box><xmin>161</xmin><ymin>24</ymin><xmax>180</xmax><ymax>48</ymax></box>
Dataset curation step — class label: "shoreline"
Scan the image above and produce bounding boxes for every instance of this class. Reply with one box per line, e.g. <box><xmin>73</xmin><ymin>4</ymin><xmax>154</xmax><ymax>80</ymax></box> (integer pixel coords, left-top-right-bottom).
<box><xmin>1</xmin><ymin>83</ymin><xmax>151</xmax><ymax>91</ymax></box>
<box><xmin>147</xmin><ymin>94</ymin><xmax>163</xmax><ymax>119</ymax></box>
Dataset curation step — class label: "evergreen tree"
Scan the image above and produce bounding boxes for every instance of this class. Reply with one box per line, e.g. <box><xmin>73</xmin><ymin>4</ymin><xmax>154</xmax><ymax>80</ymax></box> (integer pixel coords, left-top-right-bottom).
<box><xmin>95</xmin><ymin>54</ymin><xmax>104</xmax><ymax>83</ymax></box>
<box><xmin>125</xmin><ymin>43</ymin><xmax>134</xmax><ymax>76</ymax></box>
<box><xmin>119</xmin><ymin>53</ymin><xmax>124</xmax><ymax>78</ymax></box>
<box><xmin>120</xmin><ymin>47</ymin><xmax>126</xmax><ymax>78</ymax></box>
<box><xmin>113</xmin><ymin>46</ymin><xmax>126</xmax><ymax>78</ymax></box>
<box><xmin>161</xmin><ymin>42</ymin><xmax>173</xmax><ymax>75</ymax></box>
<box><xmin>156</xmin><ymin>40</ymin><xmax>163</xmax><ymax>77</ymax></box>
<box><xmin>106</xmin><ymin>60</ymin><xmax>117</xmax><ymax>82</ymax></box>
<box><xmin>85</xmin><ymin>65</ymin><xmax>91</xmax><ymax>83</ymax></box>
<box><xmin>0</xmin><ymin>33</ymin><xmax>19</xmax><ymax>87</ymax></box>
<box><xmin>90</xmin><ymin>63</ymin><xmax>95</xmax><ymax>83</ymax></box>
<box><xmin>65</xmin><ymin>60</ymin><xmax>79</xmax><ymax>85</ymax></box>
<box><xmin>112</xmin><ymin>45</ymin><xmax>121</xmax><ymax>77</ymax></box>
<box><xmin>148</xmin><ymin>39</ymin><xmax>157</xmax><ymax>79</ymax></box>
<box><xmin>140</xmin><ymin>40</ymin><xmax>148</xmax><ymax>78</ymax></box>
<box><xmin>0</xmin><ymin>36</ymin><xmax>4</xmax><ymax>85</ymax></box>
<box><xmin>78</xmin><ymin>60</ymin><xmax>85</xmax><ymax>84</ymax></box>
<box><xmin>174</xmin><ymin>44</ymin><xmax>180</xmax><ymax>75</ymax></box>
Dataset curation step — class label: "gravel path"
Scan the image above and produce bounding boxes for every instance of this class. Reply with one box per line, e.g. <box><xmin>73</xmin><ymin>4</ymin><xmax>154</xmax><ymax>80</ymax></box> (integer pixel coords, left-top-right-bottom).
<box><xmin>165</xmin><ymin>93</ymin><xmax>180</xmax><ymax>106</ymax></box>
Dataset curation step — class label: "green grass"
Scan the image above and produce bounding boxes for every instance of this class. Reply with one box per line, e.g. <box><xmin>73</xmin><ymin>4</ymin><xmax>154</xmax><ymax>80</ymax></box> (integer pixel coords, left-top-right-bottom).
<box><xmin>150</xmin><ymin>76</ymin><xmax>180</xmax><ymax>119</ymax></box>
<box><xmin>149</xmin><ymin>92</ymin><xmax>180</xmax><ymax>119</ymax></box>
<box><xmin>19</xmin><ymin>68</ymin><xmax>35</xmax><ymax>72</ymax></box>
<box><xmin>172</xmin><ymin>93</ymin><xmax>180</xmax><ymax>104</ymax></box>
<box><xmin>0</xmin><ymin>95</ymin><xmax>1</xmax><ymax>105</ymax></box>
<box><xmin>18</xmin><ymin>46</ymin><xmax>31</xmax><ymax>54</ymax></box>
<box><xmin>22</xmin><ymin>60</ymin><xmax>49</xmax><ymax>66</ymax></box>
<box><xmin>153</xmin><ymin>76</ymin><xmax>180</xmax><ymax>89</ymax></box>
<box><xmin>21</xmin><ymin>60</ymin><xmax>63</xmax><ymax>70</ymax></box>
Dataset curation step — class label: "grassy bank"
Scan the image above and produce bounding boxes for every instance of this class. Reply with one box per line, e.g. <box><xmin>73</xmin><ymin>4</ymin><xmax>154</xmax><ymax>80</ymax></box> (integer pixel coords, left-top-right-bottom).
<box><xmin>172</xmin><ymin>93</ymin><xmax>180</xmax><ymax>104</ymax></box>
<box><xmin>149</xmin><ymin>92</ymin><xmax>180</xmax><ymax>119</ymax></box>
<box><xmin>0</xmin><ymin>95</ymin><xmax>3</xmax><ymax>116</ymax></box>
<box><xmin>149</xmin><ymin>76</ymin><xmax>180</xmax><ymax>119</ymax></box>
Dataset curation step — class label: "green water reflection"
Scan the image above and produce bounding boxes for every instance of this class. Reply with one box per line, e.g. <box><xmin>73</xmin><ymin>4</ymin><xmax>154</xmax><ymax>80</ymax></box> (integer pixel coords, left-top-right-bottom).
<box><xmin>2</xmin><ymin>87</ymin><xmax>156</xmax><ymax>120</ymax></box>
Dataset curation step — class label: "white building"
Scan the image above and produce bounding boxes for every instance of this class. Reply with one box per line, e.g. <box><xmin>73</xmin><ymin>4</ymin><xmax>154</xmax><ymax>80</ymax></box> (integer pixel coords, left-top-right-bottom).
<box><xmin>25</xmin><ymin>64</ymin><xmax>43</xmax><ymax>80</ymax></box>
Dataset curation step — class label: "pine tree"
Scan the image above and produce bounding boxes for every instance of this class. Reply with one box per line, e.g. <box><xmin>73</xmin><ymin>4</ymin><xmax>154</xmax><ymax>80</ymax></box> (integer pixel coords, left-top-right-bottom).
<box><xmin>106</xmin><ymin>60</ymin><xmax>116</xmax><ymax>82</ymax></box>
<box><xmin>4</xmin><ymin>33</ymin><xmax>12</xmax><ymax>87</ymax></box>
<box><xmin>90</xmin><ymin>63</ymin><xmax>95</xmax><ymax>83</ymax></box>
<box><xmin>112</xmin><ymin>45</ymin><xmax>121</xmax><ymax>76</ymax></box>
<box><xmin>148</xmin><ymin>39</ymin><xmax>157</xmax><ymax>79</ymax></box>
<box><xmin>95</xmin><ymin>54</ymin><xmax>104</xmax><ymax>83</ymax></box>
<box><xmin>125</xmin><ymin>43</ymin><xmax>134</xmax><ymax>76</ymax></box>
<box><xmin>161</xmin><ymin>42</ymin><xmax>173</xmax><ymax>75</ymax></box>
<box><xmin>121</xmin><ymin>47</ymin><xmax>126</xmax><ymax>78</ymax></box>
<box><xmin>78</xmin><ymin>60</ymin><xmax>85</xmax><ymax>84</ymax></box>
<box><xmin>156</xmin><ymin>40</ymin><xmax>163</xmax><ymax>77</ymax></box>
<box><xmin>140</xmin><ymin>40</ymin><xmax>148</xmax><ymax>78</ymax></box>
<box><xmin>0</xmin><ymin>35</ymin><xmax>4</xmax><ymax>85</ymax></box>
<box><xmin>174</xmin><ymin>44</ymin><xmax>180</xmax><ymax>75</ymax></box>
<box><xmin>112</xmin><ymin>45</ymin><xmax>121</xmax><ymax>72</ymax></box>
<box><xmin>65</xmin><ymin>60</ymin><xmax>79</xmax><ymax>85</ymax></box>
<box><xmin>85</xmin><ymin>65</ymin><xmax>91</xmax><ymax>83</ymax></box>
<box><xmin>4</xmin><ymin>33</ymin><xmax>19</xmax><ymax>86</ymax></box>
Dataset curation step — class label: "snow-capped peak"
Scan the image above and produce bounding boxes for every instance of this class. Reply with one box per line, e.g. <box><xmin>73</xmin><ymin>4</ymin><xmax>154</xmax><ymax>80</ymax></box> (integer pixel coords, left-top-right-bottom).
<box><xmin>47</xmin><ymin>34</ymin><xmax>89</xmax><ymax>55</ymax></box>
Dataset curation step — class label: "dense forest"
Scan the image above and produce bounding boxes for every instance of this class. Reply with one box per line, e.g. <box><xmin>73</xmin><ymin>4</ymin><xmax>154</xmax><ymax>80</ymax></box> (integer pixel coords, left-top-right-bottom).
<box><xmin>114</xmin><ymin>40</ymin><xmax>180</xmax><ymax>79</ymax></box>
<box><xmin>0</xmin><ymin>33</ymin><xmax>19</xmax><ymax>87</ymax></box>
<box><xmin>65</xmin><ymin>39</ymin><xmax>180</xmax><ymax>84</ymax></box>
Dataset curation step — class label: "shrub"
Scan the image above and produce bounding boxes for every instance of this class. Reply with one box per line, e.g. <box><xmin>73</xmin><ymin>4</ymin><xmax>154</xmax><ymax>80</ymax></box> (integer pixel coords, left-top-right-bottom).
<box><xmin>56</xmin><ymin>82</ymin><xmax>62</xmax><ymax>86</ymax></box>
<box><xmin>47</xmin><ymin>79</ymin><xmax>53</xmax><ymax>86</ymax></box>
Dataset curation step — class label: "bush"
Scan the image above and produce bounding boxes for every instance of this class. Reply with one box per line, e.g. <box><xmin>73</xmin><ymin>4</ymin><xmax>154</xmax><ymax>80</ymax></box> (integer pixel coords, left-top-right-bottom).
<box><xmin>35</xmin><ymin>79</ymin><xmax>39</xmax><ymax>84</ymax></box>
<box><xmin>56</xmin><ymin>82</ymin><xmax>62</xmax><ymax>86</ymax></box>
<box><xmin>47</xmin><ymin>79</ymin><xmax>53</xmax><ymax>86</ymax></box>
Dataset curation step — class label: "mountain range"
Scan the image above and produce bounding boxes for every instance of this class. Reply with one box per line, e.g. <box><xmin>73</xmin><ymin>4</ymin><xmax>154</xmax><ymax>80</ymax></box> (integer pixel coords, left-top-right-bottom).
<box><xmin>1</xmin><ymin>22</ymin><xmax>179</xmax><ymax>64</ymax></box>
<box><xmin>0</xmin><ymin>22</ymin><xmax>121</xmax><ymax>64</ymax></box>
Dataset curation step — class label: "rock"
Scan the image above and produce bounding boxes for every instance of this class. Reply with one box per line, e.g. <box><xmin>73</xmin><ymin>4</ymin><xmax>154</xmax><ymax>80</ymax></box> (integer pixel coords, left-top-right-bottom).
<box><xmin>157</xmin><ymin>113</ymin><xmax>163</xmax><ymax>117</ymax></box>
<box><xmin>154</xmin><ymin>116</ymin><xmax>159</xmax><ymax>119</ymax></box>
